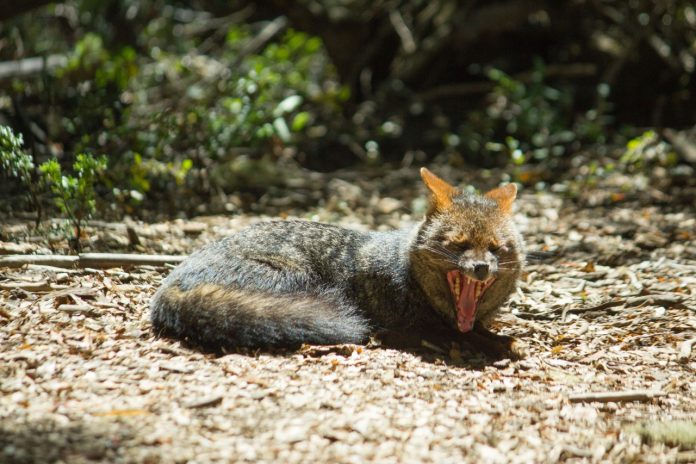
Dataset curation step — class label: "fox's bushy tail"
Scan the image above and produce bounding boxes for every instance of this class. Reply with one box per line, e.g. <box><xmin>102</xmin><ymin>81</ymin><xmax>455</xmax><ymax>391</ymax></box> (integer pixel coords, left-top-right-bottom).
<box><xmin>150</xmin><ymin>284</ymin><xmax>370</xmax><ymax>349</ymax></box>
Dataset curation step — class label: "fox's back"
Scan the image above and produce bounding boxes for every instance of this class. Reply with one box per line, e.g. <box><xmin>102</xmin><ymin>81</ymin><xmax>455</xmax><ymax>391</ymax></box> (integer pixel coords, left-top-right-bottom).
<box><xmin>166</xmin><ymin>220</ymin><xmax>368</xmax><ymax>289</ymax></box>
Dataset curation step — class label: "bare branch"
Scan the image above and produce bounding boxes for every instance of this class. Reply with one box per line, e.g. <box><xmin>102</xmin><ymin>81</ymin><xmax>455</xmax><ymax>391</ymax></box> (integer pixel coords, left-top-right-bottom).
<box><xmin>0</xmin><ymin>253</ymin><xmax>186</xmax><ymax>269</ymax></box>
<box><xmin>568</xmin><ymin>390</ymin><xmax>666</xmax><ymax>403</ymax></box>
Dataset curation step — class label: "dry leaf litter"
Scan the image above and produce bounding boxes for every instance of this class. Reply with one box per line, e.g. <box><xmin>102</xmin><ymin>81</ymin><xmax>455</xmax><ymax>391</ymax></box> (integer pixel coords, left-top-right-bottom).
<box><xmin>1</xmin><ymin>167</ymin><xmax>695</xmax><ymax>463</ymax></box>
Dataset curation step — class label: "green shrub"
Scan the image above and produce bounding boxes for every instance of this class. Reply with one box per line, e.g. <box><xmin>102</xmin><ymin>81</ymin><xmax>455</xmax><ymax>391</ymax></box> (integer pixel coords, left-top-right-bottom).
<box><xmin>0</xmin><ymin>126</ymin><xmax>34</xmax><ymax>184</ymax></box>
<box><xmin>39</xmin><ymin>154</ymin><xmax>108</xmax><ymax>251</ymax></box>
<box><xmin>450</xmin><ymin>60</ymin><xmax>607</xmax><ymax>169</ymax></box>
<box><xmin>621</xmin><ymin>130</ymin><xmax>677</xmax><ymax>170</ymax></box>
<box><xmin>0</xmin><ymin>126</ymin><xmax>33</xmax><ymax>179</ymax></box>
<box><xmin>0</xmin><ymin>125</ymin><xmax>42</xmax><ymax>223</ymax></box>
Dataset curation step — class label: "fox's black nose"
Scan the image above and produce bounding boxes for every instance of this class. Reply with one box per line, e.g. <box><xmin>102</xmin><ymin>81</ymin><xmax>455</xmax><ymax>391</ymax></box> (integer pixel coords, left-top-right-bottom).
<box><xmin>473</xmin><ymin>263</ymin><xmax>489</xmax><ymax>281</ymax></box>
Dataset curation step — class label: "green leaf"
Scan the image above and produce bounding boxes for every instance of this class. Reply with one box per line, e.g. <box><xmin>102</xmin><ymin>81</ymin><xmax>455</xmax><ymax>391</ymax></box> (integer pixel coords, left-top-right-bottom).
<box><xmin>273</xmin><ymin>117</ymin><xmax>291</xmax><ymax>142</ymax></box>
<box><xmin>274</xmin><ymin>95</ymin><xmax>303</xmax><ymax>117</ymax></box>
<box><xmin>291</xmin><ymin>112</ymin><xmax>310</xmax><ymax>132</ymax></box>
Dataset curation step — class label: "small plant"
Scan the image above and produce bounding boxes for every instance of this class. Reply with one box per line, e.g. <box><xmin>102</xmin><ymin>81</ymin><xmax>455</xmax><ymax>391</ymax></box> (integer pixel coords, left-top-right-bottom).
<box><xmin>484</xmin><ymin>62</ymin><xmax>573</xmax><ymax>163</ymax></box>
<box><xmin>0</xmin><ymin>125</ymin><xmax>42</xmax><ymax>224</ymax></box>
<box><xmin>621</xmin><ymin>130</ymin><xmax>676</xmax><ymax>170</ymax></box>
<box><xmin>454</xmin><ymin>59</ymin><xmax>607</xmax><ymax>169</ymax></box>
<box><xmin>39</xmin><ymin>153</ymin><xmax>108</xmax><ymax>252</ymax></box>
<box><xmin>0</xmin><ymin>126</ymin><xmax>33</xmax><ymax>181</ymax></box>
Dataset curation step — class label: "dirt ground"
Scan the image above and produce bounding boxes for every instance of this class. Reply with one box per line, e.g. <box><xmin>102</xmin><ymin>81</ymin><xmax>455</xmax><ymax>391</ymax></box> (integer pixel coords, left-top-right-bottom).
<box><xmin>1</xmin><ymin>167</ymin><xmax>695</xmax><ymax>463</ymax></box>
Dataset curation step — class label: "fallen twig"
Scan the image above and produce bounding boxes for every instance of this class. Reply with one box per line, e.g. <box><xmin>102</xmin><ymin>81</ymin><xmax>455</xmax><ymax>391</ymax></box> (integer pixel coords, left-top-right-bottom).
<box><xmin>625</xmin><ymin>294</ymin><xmax>685</xmax><ymax>309</ymax></box>
<box><xmin>559</xmin><ymin>293</ymin><xmax>687</xmax><ymax>321</ymax></box>
<box><xmin>561</xmin><ymin>299</ymin><xmax>625</xmax><ymax>321</ymax></box>
<box><xmin>512</xmin><ymin>310</ymin><xmax>557</xmax><ymax>321</ymax></box>
<box><xmin>299</xmin><ymin>344</ymin><xmax>363</xmax><ymax>358</ymax></box>
<box><xmin>0</xmin><ymin>280</ymin><xmax>51</xmax><ymax>292</ymax></box>
<box><xmin>0</xmin><ymin>253</ymin><xmax>186</xmax><ymax>269</ymax></box>
<box><xmin>568</xmin><ymin>390</ymin><xmax>666</xmax><ymax>403</ymax></box>
<box><xmin>40</xmin><ymin>286</ymin><xmax>99</xmax><ymax>301</ymax></box>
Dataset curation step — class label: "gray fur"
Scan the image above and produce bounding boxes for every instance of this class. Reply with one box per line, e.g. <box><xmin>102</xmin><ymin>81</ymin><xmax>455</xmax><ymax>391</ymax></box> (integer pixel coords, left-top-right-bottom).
<box><xmin>151</xmin><ymin>190</ymin><xmax>524</xmax><ymax>350</ymax></box>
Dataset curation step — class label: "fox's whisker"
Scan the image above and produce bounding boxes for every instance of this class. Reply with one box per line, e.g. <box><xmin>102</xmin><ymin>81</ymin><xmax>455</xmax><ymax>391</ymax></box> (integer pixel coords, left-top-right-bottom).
<box><xmin>419</xmin><ymin>244</ymin><xmax>456</xmax><ymax>259</ymax></box>
<box><xmin>525</xmin><ymin>251</ymin><xmax>557</xmax><ymax>262</ymax></box>
<box><xmin>419</xmin><ymin>246</ymin><xmax>459</xmax><ymax>265</ymax></box>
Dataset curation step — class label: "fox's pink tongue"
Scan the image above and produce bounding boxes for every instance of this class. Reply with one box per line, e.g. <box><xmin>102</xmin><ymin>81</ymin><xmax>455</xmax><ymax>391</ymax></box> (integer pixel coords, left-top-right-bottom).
<box><xmin>446</xmin><ymin>270</ymin><xmax>495</xmax><ymax>333</ymax></box>
<box><xmin>456</xmin><ymin>278</ymin><xmax>477</xmax><ymax>332</ymax></box>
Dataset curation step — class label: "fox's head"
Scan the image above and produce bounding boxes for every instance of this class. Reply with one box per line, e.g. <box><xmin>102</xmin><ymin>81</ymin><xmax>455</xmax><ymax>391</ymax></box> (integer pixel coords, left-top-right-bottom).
<box><xmin>413</xmin><ymin>168</ymin><xmax>524</xmax><ymax>332</ymax></box>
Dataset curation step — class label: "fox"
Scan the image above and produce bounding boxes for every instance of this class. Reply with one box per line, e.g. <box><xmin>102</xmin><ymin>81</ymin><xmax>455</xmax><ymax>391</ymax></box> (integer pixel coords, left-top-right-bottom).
<box><xmin>150</xmin><ymin>168</ymin><xmax>525</xmax><ymax>358</ymax></box>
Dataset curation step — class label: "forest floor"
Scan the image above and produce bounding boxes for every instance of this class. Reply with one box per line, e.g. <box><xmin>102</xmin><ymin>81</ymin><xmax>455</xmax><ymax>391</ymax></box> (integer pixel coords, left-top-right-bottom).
<box><xmin>1</xmin><ymin>166</ymin><xmax>695</xmax><ymax>463</ymax></box>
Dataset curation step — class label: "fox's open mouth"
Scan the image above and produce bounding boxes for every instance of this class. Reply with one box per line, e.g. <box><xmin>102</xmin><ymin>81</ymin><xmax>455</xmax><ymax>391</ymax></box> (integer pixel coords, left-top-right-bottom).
<box><xmin>446</xmin><ymin>270</ymin><xmax>495</xmax><ymax>333</ymax></box>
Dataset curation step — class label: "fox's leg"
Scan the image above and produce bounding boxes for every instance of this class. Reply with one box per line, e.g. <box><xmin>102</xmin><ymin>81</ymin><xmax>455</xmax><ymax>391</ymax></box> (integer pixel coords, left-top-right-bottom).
<box><xmin>462</xmin><ymin>324</ymin><xmax>526</xmax><ymax>360</ymax></box>
<box><xmin>377</xmin><ymin>323</ymin><xmax>525</xmax><ymax>360</ymax></box>
<box><xmin>374</xmin><ymin>328</ymin><xmax>426</xmax><ymax>348</ymax></box>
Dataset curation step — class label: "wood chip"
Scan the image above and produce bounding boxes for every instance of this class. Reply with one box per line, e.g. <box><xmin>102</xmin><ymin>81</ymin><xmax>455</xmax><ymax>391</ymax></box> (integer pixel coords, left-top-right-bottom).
<box><xmin>57</xmin><ymin>304</ymin><xmax>94</xmax><ymax>314</ymax></box>
<box><xmin>184</xmin><ymin>394</ymin><xmax>223</xmax><ymax>409</ymax></box>
<box><xmin>160</xmin><ymin>362</ymin><xmax>194</xmax><ymax>374</ymax></box>
<box><xmin>678</xmin><ymin>338</ymin><xmax>696</xmax><ymax>364</ymax></box>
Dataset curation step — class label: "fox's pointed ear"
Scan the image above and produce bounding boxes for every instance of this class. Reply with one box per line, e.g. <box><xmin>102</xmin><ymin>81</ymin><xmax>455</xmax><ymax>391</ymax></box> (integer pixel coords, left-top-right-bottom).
<box><xmin>420</xmin><ymin>167</ymin><xmax>458</xmax><ymax>212</ymax></box>
<box><xmin>485</xmin><ymin>183</ymin><xmax>517</xmax><ymax>214</ymax></box>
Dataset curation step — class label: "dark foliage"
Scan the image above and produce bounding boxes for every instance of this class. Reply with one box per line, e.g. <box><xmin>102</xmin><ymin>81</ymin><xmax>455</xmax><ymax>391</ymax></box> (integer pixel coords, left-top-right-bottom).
<box><xmin>0</xmin><ymin>0</ymin><xmax>694</xmax><ymax>218</ymax></box>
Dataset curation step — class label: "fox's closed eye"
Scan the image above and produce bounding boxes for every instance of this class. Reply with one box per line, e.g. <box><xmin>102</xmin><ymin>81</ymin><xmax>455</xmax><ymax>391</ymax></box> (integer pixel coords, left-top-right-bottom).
<box><xmin>452</xmin><ymin>241</ymin><xmax>472</xmax><ymax>251</ymax></box>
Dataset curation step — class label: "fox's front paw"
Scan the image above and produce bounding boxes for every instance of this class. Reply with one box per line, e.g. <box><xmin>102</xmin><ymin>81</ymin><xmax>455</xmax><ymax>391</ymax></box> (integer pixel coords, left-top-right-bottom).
<box><xmin>461</xmin><ymin>327</ymin><xmax>527</xmax><ymax>360</ymax></box>
<box><xmin>507</xmin><ymin>338</ymin><xmax>528</xmax><ymax>360</ymax></box>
